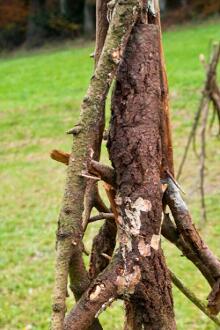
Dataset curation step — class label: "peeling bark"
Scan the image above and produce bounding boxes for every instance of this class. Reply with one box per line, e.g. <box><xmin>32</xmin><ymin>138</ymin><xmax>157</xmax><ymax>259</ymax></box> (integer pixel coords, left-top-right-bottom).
<box><xmin>108</xmin><ymin>24</ymin><xmax>176</xmax><ymax>329</ymax></box>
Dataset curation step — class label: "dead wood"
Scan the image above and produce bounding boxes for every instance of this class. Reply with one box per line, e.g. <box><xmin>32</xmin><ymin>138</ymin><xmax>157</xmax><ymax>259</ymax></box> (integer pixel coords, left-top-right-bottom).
<box><xmin>51</xmin><ymin>149</ymin><xmax>69</xmax><ymax>165</ymax></box>
<box><xmin>65</xmin><ymin>257</ymin><xmax>122</xmax><ymax>330</ymax></box>
<box><xmin>177</xmin><ymin>43</ymin><xmax>220</xmax><ymax>180</ymax></box>
<box><xmin>107</xmin><ymin>23</ymin><xmax>176</xmax><ymax>329</ymax></box>
<box><xmin>87</xmin><ymin>158</ymin><xmax>217</xmax><ymax>287</ymax></box>
<box><xmin>51</xmin><ymin>0</ymin><xmax>220</xmax><ymax>328</ymax></box>
<box><xmin>164</xmin><ymin>178</ymin><xmax>220</xmax><ymax>314</ymax></box>
<box><xmin>88</xmin><ymin>158</ymin><xmax>220</xmax><ymax>291</ymax></box>
<box><xmin>176</xmin><ymin>43</ymin><xmax>220</xmax><ymax>224</ymax></box>
<box><xmin>94</xmin><ymin>0</ymin><xmax>109</xmax><ymax>66</ymax></box>
<box><xmin>89</xmin><ymin>213</ymin><xmax>115</xmax><ymax>223</ymax></box>
<box><xmin>51</xmin><ymin>0</ymin><xmax>140</xmax><ymax>328</ymax></box>
<box><xmin>170</xmin><ymin>271</ymin><xmax>220</xmax><ymax>327</ymax></box>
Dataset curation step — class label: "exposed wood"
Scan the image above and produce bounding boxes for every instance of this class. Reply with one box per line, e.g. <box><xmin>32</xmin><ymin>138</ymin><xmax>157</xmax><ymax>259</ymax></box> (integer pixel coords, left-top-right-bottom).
<box><xmin>154</xmin><ymin>0</ymin><xmax>174</xmax><ymax>177</ymax></box>
<box><xmin>87</xmin><ymin>157</ymin><xmax>218</xmax><ymax>287</ymax></box>
<box><xmin>50</xmin><ymin>149</ymin><xmax>69</xmax><ymax>165</ymax></box>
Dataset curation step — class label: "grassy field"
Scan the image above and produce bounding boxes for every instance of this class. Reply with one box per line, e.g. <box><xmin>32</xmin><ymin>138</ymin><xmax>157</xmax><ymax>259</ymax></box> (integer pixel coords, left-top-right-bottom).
<box><xmin>0</xmin><ymin>20</ymin><xmax>220</xmax><ymax>330</ymax></box>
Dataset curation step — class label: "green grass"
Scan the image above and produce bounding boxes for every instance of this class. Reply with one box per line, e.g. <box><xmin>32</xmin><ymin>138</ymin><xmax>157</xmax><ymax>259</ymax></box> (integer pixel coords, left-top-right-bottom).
<box><xmin>0</xmin><ymin>20</ymin><xmax>220</xmax><ymax>329</ymax></box>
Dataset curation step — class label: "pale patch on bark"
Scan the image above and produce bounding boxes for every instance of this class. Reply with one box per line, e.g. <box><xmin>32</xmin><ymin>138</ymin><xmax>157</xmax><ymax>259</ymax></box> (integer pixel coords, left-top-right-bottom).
<box><xmin>161</xmin><ymin>183</ymin><xmax>168</xmax><ymax>193</ymax></box>
<box><xmin>124</xmin><ymin>197</ymin><xmax>152</xmax><ymax>236</ymax></box>
<box><xmin>117</xmin><ymin>265</ymin><xmax>141</xmax><ymax>295</ymax></box>
<box><xmin>95</xmin><ymin>297</ymin><xmax>114</xmax><ymax>318</ymax></box>
<box><xmin>138</xmin><ymin>238</ymin><xmax>151</xmax><ymax>257</ymax></box>
<box><xmin>111</xmin><ymin>47</ymin><xmax>123</xmax><ymax>64</ymax></box>
<box><xmin>89</xmin><ymin>283</ymin><xmax>105</xmax><ymax>300</ymax></box>
<box><xmin>115</xmin><ymin>195</ymin><xmax>123</xmax><ymax>206</ymax></box>
<box><xmin>150</xmin><ymin>234</ymin><xmax>161</xmax><ymax>250</ymax></box>
<box><xmin>117</xmin><ymin>215</ymin><xmax>123</xmax><ymax>225</ymax></box>
<box><xmin>167</xmin><ymin>178</ymin><xmax>188</xmax><ymax>212</ymax></box>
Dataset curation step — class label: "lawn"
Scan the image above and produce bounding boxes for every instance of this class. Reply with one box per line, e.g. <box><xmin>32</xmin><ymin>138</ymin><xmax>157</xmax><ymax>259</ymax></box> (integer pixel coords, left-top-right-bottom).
<box><xmin>0</xmin><ymin>20</ymin><xmax>220</xmax><ymax>330</ymax></box>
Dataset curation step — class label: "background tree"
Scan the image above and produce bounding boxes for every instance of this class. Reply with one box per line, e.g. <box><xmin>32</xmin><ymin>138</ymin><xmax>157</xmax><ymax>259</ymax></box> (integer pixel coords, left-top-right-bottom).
<box><xmin>26</xmin><ymin>0</ymin><xmax>47</xmax><ymax>47</ymax></box>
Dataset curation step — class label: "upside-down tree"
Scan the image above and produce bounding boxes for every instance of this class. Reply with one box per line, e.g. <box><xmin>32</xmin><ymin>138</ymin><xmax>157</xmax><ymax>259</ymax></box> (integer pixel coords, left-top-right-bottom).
<box><xmin>50</xmin><ymin>0</ymin><xmax>220</xmax><ymax>329</ymax></box>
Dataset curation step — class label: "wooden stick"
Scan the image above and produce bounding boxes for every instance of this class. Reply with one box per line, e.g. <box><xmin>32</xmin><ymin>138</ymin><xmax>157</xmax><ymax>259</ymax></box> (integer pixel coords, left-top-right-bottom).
<box><xmin>52</xmin><ymin>0</ymin><xmax>140</xmax><ymax>327</ymax></box>
<box><xmin>199</xmin><ymin>101</ymin><xmax>209</xmax><ymax>224</ymax></box>
<box><xmin>89</xmin><ymin>213</ymin><xmax>115</xmax><ymax>223</ymax></box>
<box><xmin>170</xmin><ymin>271</ymin><xmax>220</xmax><ymax>327</ymax></box>
<box><xmin>50</xmin><ymin>149</ymin><xmax>69</xmax><ymax>165</ymax></box>
<box><xmin>177</xmin><ymin>42</ymin><xmax>220</xmax><ymax>180</ymax></box>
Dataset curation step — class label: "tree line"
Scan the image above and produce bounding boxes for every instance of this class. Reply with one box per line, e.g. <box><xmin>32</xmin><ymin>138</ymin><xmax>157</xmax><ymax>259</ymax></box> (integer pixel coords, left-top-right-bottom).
<box><xmin>0</xmin><ymin>0</ymin><xmax>219</xmax><ymax>50</ymax></box>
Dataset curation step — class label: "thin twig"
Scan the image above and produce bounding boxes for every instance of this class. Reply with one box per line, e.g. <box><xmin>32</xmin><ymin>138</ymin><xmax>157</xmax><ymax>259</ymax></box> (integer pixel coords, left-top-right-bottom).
<box><xmin>89</xmin><ymin>213</ymin><xmax>115</xmax><ymax>223</ymax></box>
<box><xmin>177</xmin><ymin>42</ymin><xmax>220</xmax><ymax>180</ymax></box>
<box><xmin>199</xmin><ymin>101</ymin><xmax>209</xmax><ymax>224</ymax></box>
<box><xmin>170</xmin><ymin>271</ymin><xmax>220</xmax><ymax>327</ymax></box>
<box><xmin>177</xmin><ymin>97</ymin><xmax>205</xmax><ymax>180</ymax></box>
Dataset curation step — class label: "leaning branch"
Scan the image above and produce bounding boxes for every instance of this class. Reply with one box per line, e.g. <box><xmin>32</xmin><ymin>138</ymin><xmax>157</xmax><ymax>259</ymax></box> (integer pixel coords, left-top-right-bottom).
<box><xmin>87</xmin><ymin>161</ymin><xmax>220</xmax><ymax>288</ymax></box>
<box><xmin>51</xmin><ymin>1</ymin><xmax>140</xmax><ymax>328</ymax></box>
<box><xmin>170</xmin><ymin>271</ymin><xmax>220</xmax><ymax>327</ymax></box>
<box><xmin>65</xmin><ymin>257</ymin><xmax>121</xmax><ymax>330</ymax></box>
<box><xmin>165</xmin><ymin>178</ymin><xmax>220</xmax><ymax>314</ymax></box>
<box><xmin>177</xmin><ymin>42</ymin><xmax>220</xmax><ymax>180</ymax></box>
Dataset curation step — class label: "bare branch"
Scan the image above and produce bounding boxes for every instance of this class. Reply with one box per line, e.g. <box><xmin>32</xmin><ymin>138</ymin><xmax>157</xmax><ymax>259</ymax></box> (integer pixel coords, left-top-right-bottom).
<box><xmin>170</xmin><ymin>271</ymin><xmax>220</xmax><ymax>326</ymax></box>
<box><xmin>208</xmin><ymin>279</ymin><xmax>220</xmax><ymax>315</ymax></box>
<box><xmin>89</xmin><ymin>213</ymin><xmax>115</xmax><ymax>223</ymax></box>
<box><xmin>50</xmin><ymin>149</ymin><xmax>69</xmax><ymax>165</ymax></box>
<box><xmin>65</xmin><ymin>258</ymin><xmax>121</xmax><ymax>330</ymax></box>
<box><xmin>199</xmin><ymin>101</ymin><xmax>209</xmax><ymax>224</ymax></box>
<box><xmin>89</xmin><ymin>160</ymin><xmax>116</xmax><ymax>188</ymax></box>
<box><xmin>162</xmin><ymin>213</ymin><xmax>214</xmax><ymax>286</ymax></box>
<box><xmin>51</xmin><ymin>0</ymin><xmax>140</xmax><ymax>326</ymax></box>
<box><xmin>165</xmin><ymin>178</ymin><xmax>220</xmax><ymax>279</ymax></box>
<box><xmin>177</xmin><ymin>42</ymin><xmax>220</xmax><ymax>180</ymax></box>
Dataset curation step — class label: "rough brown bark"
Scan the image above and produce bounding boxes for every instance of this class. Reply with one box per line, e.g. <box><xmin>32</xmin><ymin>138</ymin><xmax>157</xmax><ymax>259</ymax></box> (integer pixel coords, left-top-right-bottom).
<box><xmin>87</xmin><ymin>160</ymin><xmax>219</xmax><ymax>288</ymax></box>
<box><xmin>51</xmin><ymin>1</ymin><xmax>220</xmax><ymax>328</ymax></box>
<box><xmin>107</xmin><ymin>23</ymin><xmax>176</xmax><ymax>329</ymax></box>
<box><xmin>65</xmin><ymin>257</ymin><xmax>122</xmax><ymax>330</ymax></box>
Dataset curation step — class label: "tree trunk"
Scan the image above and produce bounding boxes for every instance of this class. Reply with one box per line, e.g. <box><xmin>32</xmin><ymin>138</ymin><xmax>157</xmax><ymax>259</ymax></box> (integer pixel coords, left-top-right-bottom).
<box><xmin>26</xmin><ymin>0</ymin><xmax>47</xmax><ymax>48</ymax></box>
<box><xmin>107</xmin><ymin>23</ymin><xmax>176</xmax><ymax>329</ymax></box>
<box><xmin>83</xmin><ymin>0</ymin><xmax>96</xmax><ymax>38</ymax></box>
<box><xmin>60</xmin><ymin>0</ymin><xmax>67</xmax><ymax>15</ymax></box>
